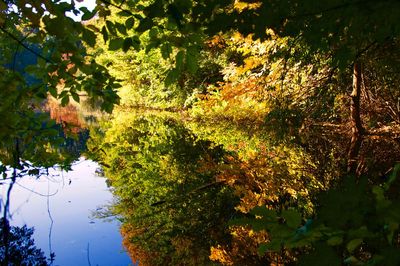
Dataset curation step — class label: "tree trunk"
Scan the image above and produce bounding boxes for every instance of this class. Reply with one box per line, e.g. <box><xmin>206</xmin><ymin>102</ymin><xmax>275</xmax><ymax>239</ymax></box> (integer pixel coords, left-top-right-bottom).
<box><xmin>347</xmin><ymin>61</ymin><xmax>364</xmax><ymax>174</ymax></box>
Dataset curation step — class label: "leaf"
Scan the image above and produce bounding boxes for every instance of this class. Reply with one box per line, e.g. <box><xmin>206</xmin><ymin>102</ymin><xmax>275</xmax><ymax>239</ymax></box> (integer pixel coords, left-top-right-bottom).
<box><xmin>125</xmin><ymin>17</ymin><xmax>135</xmax><ymax>29</ymax></box>
<box><xmin>136</xmin><ymin>18</ymin><xmax>154</xmax><ymax>32</ymax></box>
<box><xmin>250</xmin><ymin>206</ymin><xmax>277</xmax><ymax>219</ymax></box>
<box><xmin>343</xmin><ymin>256</ymin><xmax>360</xmax><ymax>264</ymax></box>
<box><xmin>282</xmin><ymin>210</ymin><xmax>302</xmax><ymax>229</ymax></box>
<box><xmin>149</xmin><ymin>28</ymin><xmax>158</xmax><ymax>39</ymax></box>
<box><xmin>123</xmin><ymin>37</ymin><xmax>133</xmax><ymax>52</ymax></box>
<box><xmin>373</xmin><ymin>186</ymin><xmax>390</xmax><ymax>210</ymax></box>
<box><xmin>71</xmin><ymin>91</ymin><xmax>80</xmax><ymax>103</ymax></box>
<box><xmin>161</xmin><ymin>43</ymin><xmax>172</xmax><ymax>59</ymax></box>
<box><xmin>229</xmin><ymin>217</ymin><xmax>255</xmax><ymax>227</ymax></box>
<box><xmin>327</xmin><ymin>236</ymin><xmax>343</xmax><ymax>246</ymax></box>
<box><xmin>106</xmin><ymin>20</ymin><xmax>116</xmax><ymax>35</ymax></box>
<box><xmin>82</xmin><ymin>29</ymin><xmax>96</xmax><ymax>47</ymax></box>
<box><xmin>28</xmin><ymin>169</ymin><xmax>40</xmax><ymax>176</ymax></box>
<box><xmin>80</xmin><ymin>7</ymin><xmax>96</xmax><ymax>21</ymax></box>
<box><xmin>257</xmin><ymin>243</ymin><xmax>268</xmax><ymax>256</ymax></box>
<box><xmin>115</xmin><ymin>22</ymin><xmax>127</xmax><ymax>35</ymax></box>
<box><xmin>101</xmin><ymin>26</ymin><xmax>108</xmax><ymax>43</ymax></box>
<box><xmin>131</xmin><ymin>36</ymin><xmax>141</xmax><ymax>51</ymax></box>
<box><xmin>109</xmin><ymin>38</ymin><xmax>124</xmax><ymax>51</ymax></box>
<box><xmin>186</xmin><ymin>46</ymin><xmax>199</xmax><ymax>74</ymax></box>
<box><xmin>384</xmin><ymin>163</ymin><xmax>400</xmax><ymax>190</ymax></box>
<box><xmin>87</xmin><ymin>25</ymin><xmax>99</xmax><ymax>32</ymax></box>
<box><xmin>61</xmin><ymin>96</ymin><xmax>69</xmax><ymax>106</ymax></box>
<box><xmin>386</xmin><ymin>222</ymin><xmax>399</xmax><ymax>243</ymax></box>
<box><xmin>49</xmin><ymin>86</ymin><xmax>58</xmax><ymax>98</ymax></box>
<box><xmin>165</xmin><ymin>68</ymin><xmax>179</xmax><ymax>86</ymax></box>
<box><xmin>45</xmin><ymin>17</ymin><xmax>64</xmax><ymax>36</ymax></box>
<box><xmin>346</xmin><ymin>238</ymin><xmax>363</xmax><ymax>253</ymax></box>
<box><xmin>117</xmin><ymin>10</ymin><xmax>132</xmax><ymax>17</ymax></box>
<box><xmin>175</xmin><ymin>50</ymin><xmax>185</xmax><ymax>71</ymax></box>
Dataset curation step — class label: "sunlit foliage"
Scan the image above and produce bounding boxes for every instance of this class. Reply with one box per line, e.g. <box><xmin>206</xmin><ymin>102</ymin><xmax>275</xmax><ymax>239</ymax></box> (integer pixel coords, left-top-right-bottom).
<box><xmin>3</xmin><ymin>0</ymin><xmax>400</xmax><ymax>265</ymax></box>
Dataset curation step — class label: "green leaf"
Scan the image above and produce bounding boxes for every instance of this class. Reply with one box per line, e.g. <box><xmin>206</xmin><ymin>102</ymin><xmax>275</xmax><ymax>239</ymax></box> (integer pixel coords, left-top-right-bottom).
<box><xmin>136</xmin><ymin>18</ymin><xmax>154</xmax><ymax>32</ymax></box>
<box><xmin>131</xmin><ymin>36</ymin><xmax>141</xmax><ymax>51</ymax></box>
<box><xmin>71</xmin><ymin>91</ymin><xmax>80</xmax><ymax>103</ymax></box>
<box><xmin>373</xmin><ymin>186</ymin><xmax>390</xmax><ymax>210</ymax></box>
<box><xmin>61</xmin><ymin>96</ymin><xmax>70</xmax><ymax>106</ymax></box>
<box><xmin>343</xmin><ymin>256</ymin><xmax>360</xmax><ymax>264</ymax></box>
<box><xmin>265</xmin><ymin>239</ymin><xmax>283</xmax><ymax>251</ymax></box>
<box><xmin>87</xmin><ymin>24</ymin><xmax>99</xmax><ymax>32</ymax></box>
<box><xmin>117</xmin><ymin>10</ymin><xmax>132</xmax><ymax>17</ymax></box>
<box><xmin>257</xmin><ymin>243</ymin><xmax>268</xmax><ymax>256</ymax></box>
<box><xmin>109</xmin><ymin>38</ymin><xmax>124</xmax><ymax>51</ymax></box>
<box><xmin>123</xmin><ymin>37</ymin><xmax>133</xmax><ymax>52</ymax></box>
<box><xmin>115</xmin><ymin>22</ymin><xmax>127</xmax><ymax>35</ymax></box>
<box><xmin>49</xmin><ymin>86</ymin><xmax>58</xmax><ymax>98</ymax></box>
<box><xmin>346</xmin><ymin>238</ymin><xmax>363</xmax><ymax>253</ymax></box>
<box><xmin>44</xmin><ymin>17</ymin><xmax>64</xmax><ymax>36</ymax></box>
<box><xmin>282</xmin><ymin>210</ymin><xmax>302</xmax><ymax>229</ymax></box>
<box><xmin>186</xmin><ymin>46</ymin><xmax>199</xmax><ymax>74</ymax></box>
<box><xmin>80</xmin><ymin>7</ymin><xmax>96</xmax><ymax>21</ymax></box>
<box><xmin>82</xmin><ymin>29</ymin><xmax>96</xmax><ymax>47</ymax></box>
<box><xmin>149</xmin><ymin>28</ymin><xmax>158</xmax><ymax>39</ymax></box>
<box><xmin>175</xmin><ymin>50</ymin><xmax>185</xmax><ymax>71</ymax></box>
<box><xmin>101</xmin><ymin>26</ymin><xmax>108</xmax><ymax>43</ymax></box>
<box><xmin>161</xmin><ymin>43</ymin><xmax>172</xmax><ymax>59</ymax></box>
<box><xmin>125</xmin><ymin>17</ymin><xmax>135</xmax><ymax>29</ymax></box>
<box><xmin>250</xmin><ymin>206</ymin><xmax>277</xmax><ymax>219</ymax></box>
<box><xmin>98</xmin><ymin>7</ymin><xmax>111</xmax><ymax>17</ymax></box>
<box><xmin>384</xmin><ymin>164</ymin><xmax>400</xmax><ymax>190</ymax></box>
<box><xmin>165</xmin><ymin>68</ymin><xmax>179</xmax><ymax>86</ymax></box>
<box><xmin>106</xmin><ymin>20</ymin><xmax>117</xmax><ymax>35</ymax></box>
<box><xmin>229</xmin><ymin>217</ymin><xmax>252</xmax><ymax>226</ymax></box>
<box><xmin>386</xmin><ymin>222</ymin><xmax>399</xmax><ymax>243</ymax></box>
<box><xmin>327</xmin><ymin>236</ymin><xmax>343</xmax><ymax>246</ymax></box>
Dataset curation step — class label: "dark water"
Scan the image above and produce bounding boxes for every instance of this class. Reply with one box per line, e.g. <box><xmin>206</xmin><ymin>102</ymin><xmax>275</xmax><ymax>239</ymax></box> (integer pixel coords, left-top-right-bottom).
<box><xmin>1</xmin><ymin>159</ymin><xmax>132</xmax><ymax>266</ymax></box>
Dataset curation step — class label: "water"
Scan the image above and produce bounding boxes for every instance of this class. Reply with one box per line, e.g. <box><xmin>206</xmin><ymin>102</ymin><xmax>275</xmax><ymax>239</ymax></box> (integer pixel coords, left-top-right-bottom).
<box><xmin>1</xmin><ymin>158</ymin><xmax>132</xmax><ymax>266</ymax></box>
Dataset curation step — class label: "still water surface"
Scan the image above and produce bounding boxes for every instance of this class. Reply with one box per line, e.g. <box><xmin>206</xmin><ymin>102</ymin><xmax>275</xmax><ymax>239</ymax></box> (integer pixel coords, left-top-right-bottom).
<box><xmin>1</xmin><ymin>159</ymin><xmax>132</xmax><ymax>266</ymax></box>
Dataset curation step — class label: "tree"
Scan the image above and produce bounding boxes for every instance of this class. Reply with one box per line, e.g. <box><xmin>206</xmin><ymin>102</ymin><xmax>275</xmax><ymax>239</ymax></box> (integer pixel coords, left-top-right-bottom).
<box><xmin>97</xmin><ymin>0</ymin><xmax>400</xmax><ymax>173</ymax></box>
<box><xmin>87</xmin><ymin>111</ymin><xmax>238</xmax><ymax>265</ymax></box>
<box><xmin>0</xmin><ymin>218</ymin><xmax>50</xmax><ymax>266</ymax></box>
<box><xmin>0</xmin><ymin>1</ymin><xmax>121</xmax><ymax>172</ymax></box>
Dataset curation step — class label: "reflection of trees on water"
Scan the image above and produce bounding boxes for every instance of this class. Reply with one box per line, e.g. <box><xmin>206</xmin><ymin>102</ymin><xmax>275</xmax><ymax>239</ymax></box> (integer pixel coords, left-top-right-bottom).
<box><xmin>88</xmin><ymin>112</ymin><xmax>239</xmax><ymax>265</ymax></box>
<box><xmin>0</xmin><ymin>218</ymin><xmax>50</xmax><ymax>266</ymax></box>
<box><xmin>0</xmin><ymin>102</ymin><xmax>90</xmax><ymax>265</ymax></box>
<box><xmin>0</xmin><ymin>165</ymin><xmax>54</xmax><ymax>266</ymax></box>
<box><xmin>58</xmin><ymin>129</ymin><xmax>89</xmax><ymax>160</ymax></box>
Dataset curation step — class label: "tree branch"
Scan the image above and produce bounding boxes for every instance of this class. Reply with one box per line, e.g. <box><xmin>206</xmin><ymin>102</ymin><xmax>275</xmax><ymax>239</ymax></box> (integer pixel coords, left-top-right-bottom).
<box><xmin>0</xmin><ymin>26</ymin><xmax>51</xmax><ymax>64</ymax></box>
<box><xmin>98</xmin><ymin>0</ymin><xmax>134</xmax><ymax>16</ymax></box>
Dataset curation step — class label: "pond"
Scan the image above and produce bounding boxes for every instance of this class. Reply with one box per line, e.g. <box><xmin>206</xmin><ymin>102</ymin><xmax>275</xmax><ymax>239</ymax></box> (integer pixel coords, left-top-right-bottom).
<box><xmin>1</xmin><ymin>159</ymin><xmax>133</xmax><ymax>266</ymax></box>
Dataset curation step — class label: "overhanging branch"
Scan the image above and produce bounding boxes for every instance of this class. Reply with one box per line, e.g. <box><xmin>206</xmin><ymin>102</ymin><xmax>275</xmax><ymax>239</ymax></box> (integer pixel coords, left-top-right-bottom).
<box><xmin>0</xmin><ymin>26</ymin><xmax>51</xmax><ymax>64</ymax></box>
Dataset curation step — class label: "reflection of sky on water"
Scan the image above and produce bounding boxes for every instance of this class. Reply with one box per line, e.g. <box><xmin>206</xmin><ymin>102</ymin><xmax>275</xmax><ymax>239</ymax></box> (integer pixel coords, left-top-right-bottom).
<box><xmin>1</xmin><ymin>159</ymin><xmax>131</xmax><ymax>266</ymax></box>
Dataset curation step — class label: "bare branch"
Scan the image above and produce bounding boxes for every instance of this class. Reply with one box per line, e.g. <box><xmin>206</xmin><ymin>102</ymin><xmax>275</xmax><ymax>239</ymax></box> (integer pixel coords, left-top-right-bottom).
<box><xmin>0</xmin><ymin>26</ymin><xmax>51</xmax><ymax>64</ymax></box>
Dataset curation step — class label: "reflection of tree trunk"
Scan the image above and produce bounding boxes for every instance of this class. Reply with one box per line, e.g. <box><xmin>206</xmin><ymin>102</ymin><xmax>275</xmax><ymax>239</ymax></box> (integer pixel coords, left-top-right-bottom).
<box><xmin>2</xmin><ymin>138</ymin><xmax>20</xmax><ymax>265</ymax></box>
<box><xmin>347</xmin><ymin>61</ymin><xmax>364</xmax><ymax>174</ymax></box>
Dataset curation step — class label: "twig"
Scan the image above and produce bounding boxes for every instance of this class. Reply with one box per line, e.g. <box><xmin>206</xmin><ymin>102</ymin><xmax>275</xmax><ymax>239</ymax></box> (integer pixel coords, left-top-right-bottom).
<box><xmin>0</xmin><ymin>26</ymin><xmax>51</xmax><ymax>63</ymax></box>
<box><xmin>47</xmin><ymin>180</ymin><xmax>55</xmax><ymax>265</ymax></box>
<box><xmin>87</xmin><ymin>242</ymin><xmax>92</xmax><ymax>266</ymax></box>
<box><xmin>15</xmin><ymin>181</ymin><xmax>59</xmax><ymax>197</ymax></box>
<box><xmin>12</xmin><ymin>28</ymin><xmax>36</xmax><ymax>71</ymax></box>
